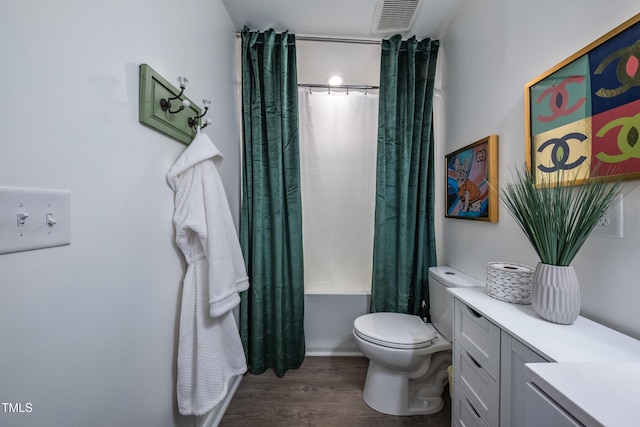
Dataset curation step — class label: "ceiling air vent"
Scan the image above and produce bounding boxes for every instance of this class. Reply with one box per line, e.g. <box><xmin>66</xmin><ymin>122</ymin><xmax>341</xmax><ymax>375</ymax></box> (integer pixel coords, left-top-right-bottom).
<box><xmin>372</xmin><ymin>0</ymin><xmax>421</xmax><ymax>33</ymax></box>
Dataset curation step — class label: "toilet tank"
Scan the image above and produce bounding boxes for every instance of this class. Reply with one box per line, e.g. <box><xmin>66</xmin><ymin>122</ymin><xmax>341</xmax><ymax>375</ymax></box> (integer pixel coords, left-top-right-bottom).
<box><xmin>428</xmin><ymin>266</ymin><xmax>484</xmax><ymax>341</ymax></box>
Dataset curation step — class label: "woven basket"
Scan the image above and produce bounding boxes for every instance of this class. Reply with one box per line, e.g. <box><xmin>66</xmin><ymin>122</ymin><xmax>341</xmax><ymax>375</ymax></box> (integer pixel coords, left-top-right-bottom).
<box><xmin>486</xmin><ymin>262</ymin><xmax>535</xmax><ymax>304</ymax></box>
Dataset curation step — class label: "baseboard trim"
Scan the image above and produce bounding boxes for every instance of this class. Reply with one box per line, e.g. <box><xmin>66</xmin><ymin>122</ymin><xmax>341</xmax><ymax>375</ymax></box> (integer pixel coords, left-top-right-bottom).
<box><xmin>195</xmin><ymin>374</ymin><xmax>243</xmax><ymax>427</ymax></box>
<box><xmin>305</xmin><ymin>350</ymin><xmax>364</xmax><ymax>357</ymax></box>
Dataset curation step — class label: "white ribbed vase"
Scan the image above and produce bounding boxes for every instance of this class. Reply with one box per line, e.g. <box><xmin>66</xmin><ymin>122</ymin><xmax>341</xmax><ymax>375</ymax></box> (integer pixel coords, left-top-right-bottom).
<box><xmin>531</xmin><ymin>263</ymin><xmax>580</xmax><ymax>325</ymax></box>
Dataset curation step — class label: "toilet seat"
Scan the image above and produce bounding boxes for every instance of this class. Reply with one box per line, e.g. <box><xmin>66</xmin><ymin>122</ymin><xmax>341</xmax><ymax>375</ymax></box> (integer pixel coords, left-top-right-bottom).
<box><xmin>353</xmin><ymin>312</ymin><xmax>436</xmax><ymax>349</ymax></box>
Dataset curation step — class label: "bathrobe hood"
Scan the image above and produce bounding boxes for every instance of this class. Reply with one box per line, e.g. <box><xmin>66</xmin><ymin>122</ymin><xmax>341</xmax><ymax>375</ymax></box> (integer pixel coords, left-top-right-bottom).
<box><xmin>167</xmin><ymin>130</ymin><xmax>223</xmax><ymax>191</ymax></box>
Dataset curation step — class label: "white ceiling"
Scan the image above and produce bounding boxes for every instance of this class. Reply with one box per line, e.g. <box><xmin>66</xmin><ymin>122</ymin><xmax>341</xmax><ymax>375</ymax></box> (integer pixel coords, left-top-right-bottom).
<box><xmin>221</xmin><ymin>0</ymin><xmax>465</xmax><ymax>40</ymax></box>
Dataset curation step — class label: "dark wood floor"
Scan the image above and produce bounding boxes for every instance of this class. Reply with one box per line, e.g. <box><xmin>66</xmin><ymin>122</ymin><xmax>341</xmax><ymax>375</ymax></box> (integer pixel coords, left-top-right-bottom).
<box><xmin>220</xmin><ymin>356</ymin><xmax>451</xmax><ymax>426</ymax></box>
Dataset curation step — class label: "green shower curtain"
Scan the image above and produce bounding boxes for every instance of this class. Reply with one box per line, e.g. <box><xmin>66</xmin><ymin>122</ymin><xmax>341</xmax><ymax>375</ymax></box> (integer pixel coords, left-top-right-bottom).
<box><xmin>371</xmin><ymin>35</ymin><xmax>439</xmax><ymax>315</ymax></box>
<box><xmin>239</xmin><ymin>28</ymin><xmax>305</xmax><ymax>377</ymax></box>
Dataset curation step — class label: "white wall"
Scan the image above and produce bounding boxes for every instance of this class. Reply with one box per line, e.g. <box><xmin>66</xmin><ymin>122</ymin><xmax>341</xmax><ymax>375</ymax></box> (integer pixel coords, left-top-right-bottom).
<box><xmin>438</xmin><ymin>0</ymin><xmax>640</xmax><ymax>338</ymax></box>
<box><xmin>296</xmin><ymin>40</ymin><xmax>380</xmax><ymax>87</ymax></box>
<box><xmin>0</xmin><ymin>1</ymin><xmax>239</xmax><ymax>426</ymax></box>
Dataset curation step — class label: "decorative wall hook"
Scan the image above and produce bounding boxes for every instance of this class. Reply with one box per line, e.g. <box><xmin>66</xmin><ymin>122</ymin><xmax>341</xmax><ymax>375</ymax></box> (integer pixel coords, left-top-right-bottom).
<box><xmin>160</xmin><ymin>76</ymin><xmax>191</xmax><ymax>113</ymax></box>
<box><xmin>188</xmin><ymin>99</ymin><xmax>211</xmax><ymax>129</ymax></box>
<box><xmin>139</xmin><ymin>64</ymin><xmax>203</xmax><ymax>145</ymax></box>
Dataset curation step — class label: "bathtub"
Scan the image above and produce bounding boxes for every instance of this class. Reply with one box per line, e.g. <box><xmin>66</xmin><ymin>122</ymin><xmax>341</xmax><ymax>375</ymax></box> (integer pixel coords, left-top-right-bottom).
<box><xmin>304</xmin><ymin>291</ymin><xmax>370</xmax><ymax>356</ymax></box>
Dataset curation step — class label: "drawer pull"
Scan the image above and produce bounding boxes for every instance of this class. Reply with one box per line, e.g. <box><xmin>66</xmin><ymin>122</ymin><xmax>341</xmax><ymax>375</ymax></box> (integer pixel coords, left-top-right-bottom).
<box><xmin>467</xmin><ymin>306</ymin><xmax>483</xmax><ymax>318</ymax></box>
<box><xmin>465</xmin><ymin>396</ymin><xmax>481</xmax><ymax>419</ymax></box>
<box><xmin>467</xmin><ymin>351</ymin><xmax>482</xmax><ymax>369</ymax></box>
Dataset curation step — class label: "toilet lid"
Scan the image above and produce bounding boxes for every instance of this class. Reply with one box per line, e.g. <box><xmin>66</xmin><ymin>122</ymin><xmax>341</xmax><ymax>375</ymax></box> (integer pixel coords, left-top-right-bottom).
<box><xmin>354</xmin><ymin>312</ymin><xmax>436</xmax><ymax>349</ymax></box>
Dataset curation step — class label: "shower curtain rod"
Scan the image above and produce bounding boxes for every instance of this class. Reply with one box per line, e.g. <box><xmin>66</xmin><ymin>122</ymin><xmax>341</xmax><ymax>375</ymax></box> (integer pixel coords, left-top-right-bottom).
<box><xmin>235</xmin><ymin>32</ymin><xmax>382</xmax><ymax>45</ymax></box>
<box><xmin>294</xmin><ymin>35</ymin><xmax>382</xmax><ymax>45</ymax></box>
<box><xmin>298</xmin><ymin>83</ymin><xmax>379</xmax><ymax>90</ymax></box>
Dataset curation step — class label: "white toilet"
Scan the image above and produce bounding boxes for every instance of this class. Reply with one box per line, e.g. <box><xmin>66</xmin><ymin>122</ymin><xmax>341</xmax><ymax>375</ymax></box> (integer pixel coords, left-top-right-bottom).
<box><xmin>353</xmin><ymin>266</ymin><xmax>483</xmax><ymax>416</ymax></box>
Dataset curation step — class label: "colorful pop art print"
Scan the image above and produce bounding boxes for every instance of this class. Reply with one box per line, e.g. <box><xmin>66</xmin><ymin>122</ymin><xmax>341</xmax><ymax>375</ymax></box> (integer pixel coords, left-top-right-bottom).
<box><xmin>525</xmin><ymin>13</ymin><xmax>640</xmax><ymax>186</ymax></box>
<box><xmin>445</xmin><ymin>135</ymin><xmax>498</xmax><ymax>222</ymax></box>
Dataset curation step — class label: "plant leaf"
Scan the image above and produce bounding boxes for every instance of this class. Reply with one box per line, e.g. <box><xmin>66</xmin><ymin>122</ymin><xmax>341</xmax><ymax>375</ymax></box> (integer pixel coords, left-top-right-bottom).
<box><xmin>499</xmin><ymin>166</ymin><xmax>626</xmax><ymax>266</ymax></box>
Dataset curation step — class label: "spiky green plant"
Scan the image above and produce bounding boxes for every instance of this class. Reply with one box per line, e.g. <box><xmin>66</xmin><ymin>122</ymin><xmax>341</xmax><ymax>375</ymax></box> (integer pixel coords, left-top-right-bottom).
<box><xmin>499</xmin><ymin>166</ymin><xmax>626</xmax><ymax>266</ymax></box>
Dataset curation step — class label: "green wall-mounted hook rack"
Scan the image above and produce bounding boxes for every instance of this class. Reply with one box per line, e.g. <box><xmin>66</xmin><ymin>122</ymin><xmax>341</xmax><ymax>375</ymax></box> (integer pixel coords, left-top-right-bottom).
<box><xmin>138</xmin><ymin>64</ymin><xmax>202</xmax><ymax>145</ymax></box>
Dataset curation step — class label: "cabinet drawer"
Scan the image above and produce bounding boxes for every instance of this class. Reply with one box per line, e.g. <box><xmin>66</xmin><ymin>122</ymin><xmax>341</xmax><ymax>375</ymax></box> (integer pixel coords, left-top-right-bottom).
<box><xmin>454</xmin><ymin>342</ymin><xmax>499</xmax><ymax>427</ymax></box>
<box><xmin>454</xmin><ymin>299</ymin><xmax>501</xmax><ymax>378</ymax></box>
<box><xmin>452</xmin><ymin>383</ymin><xmax>490</xmax><ymax>427</ymax></box>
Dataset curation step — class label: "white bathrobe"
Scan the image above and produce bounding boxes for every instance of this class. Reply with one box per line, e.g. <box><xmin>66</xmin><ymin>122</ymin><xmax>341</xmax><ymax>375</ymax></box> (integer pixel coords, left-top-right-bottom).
<box><xmin>167</xmin><ymin>131</ymin><xmax>250</xmax><ymax>416</ymax></box>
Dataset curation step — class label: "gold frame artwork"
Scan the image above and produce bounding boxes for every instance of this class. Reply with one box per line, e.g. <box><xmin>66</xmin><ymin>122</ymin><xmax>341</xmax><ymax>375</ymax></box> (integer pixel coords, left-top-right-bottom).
<box><xmin>524</xmin><ymin>13</ymin><xmax>640</xmax><ymax>186</ymax></box>
<box><xmin>445</xmin><ymin>135</ymin><xmax>499</xmax><ymax>222</ymax></box>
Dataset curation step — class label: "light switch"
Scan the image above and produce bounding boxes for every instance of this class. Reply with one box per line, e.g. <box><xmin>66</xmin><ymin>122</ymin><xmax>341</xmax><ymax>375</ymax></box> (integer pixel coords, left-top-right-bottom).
<box><xmin>0</xmin><ymin>186</ymin><xmax>71</xmax><ymax>254</ymax></box>
<box><xmin>17</xmin><ymin>212</ymin><xmax>29</xmax><ymax>226</ymax></box>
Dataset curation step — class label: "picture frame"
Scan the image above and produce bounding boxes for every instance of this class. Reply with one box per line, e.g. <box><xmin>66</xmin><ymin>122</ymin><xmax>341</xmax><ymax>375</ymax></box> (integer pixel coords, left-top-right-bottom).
<box><xmin>445</xmin><ymin>135</ymin><xmax>499</xmax><ymax>222</ymax></box>
<box><xmin>525</xmin><ymin>13</ymin><xmax>640</xmax><ymax>186</ymax></box>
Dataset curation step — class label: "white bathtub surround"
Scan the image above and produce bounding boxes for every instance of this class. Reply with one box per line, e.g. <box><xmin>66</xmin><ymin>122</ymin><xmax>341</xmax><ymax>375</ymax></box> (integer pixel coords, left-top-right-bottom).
<box><xmin>298</xmin><ymin>88</ymin><xmax>378</xmax><ymax>356</ymax></box>
<box><xmin>304</xmin><ymin>293</ymin><xmax>370</xmax><ymax>356</ymax></box>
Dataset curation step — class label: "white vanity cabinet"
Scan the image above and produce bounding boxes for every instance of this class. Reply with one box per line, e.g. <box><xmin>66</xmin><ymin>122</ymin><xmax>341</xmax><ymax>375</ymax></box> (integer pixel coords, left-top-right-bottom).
<box><xmin>499</xmin><ymin>331</ymin><xmax>547</xmax><ymax>426</ymax></box>
<box><xmin>449</xmin><ymin>286</ymin><xmax>640</xmax><ymax>427</ymax></box>
<box><xmin>452</xmin><ymin>298</ymin><xmax>548</xmax><ymax>427</ymax></box>
<box><xmin>524</xmin><ymin>382</ymin><xmax>582</xmax><ymax>427</ymax></box>
<box><xmin>452</xmin><ymin>299</ymin><xmax>500</xmax><ymax>427</ymax></box>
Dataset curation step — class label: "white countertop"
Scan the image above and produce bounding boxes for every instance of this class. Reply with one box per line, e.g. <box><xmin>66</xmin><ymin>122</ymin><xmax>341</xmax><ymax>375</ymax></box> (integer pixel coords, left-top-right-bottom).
<box><xmin>525</xmin><ymin>362</ymin><xmax>640</xmax><ymax>427</ymax></box>
<box><xmin>449</xmin><ymin>287</ymin><xmax>640</xmax><ymax>426</ymax></box>
<box><xmin>448</xmin><ymin>287</ymin><xmax>640</xmax><ymax>362</ymax></box>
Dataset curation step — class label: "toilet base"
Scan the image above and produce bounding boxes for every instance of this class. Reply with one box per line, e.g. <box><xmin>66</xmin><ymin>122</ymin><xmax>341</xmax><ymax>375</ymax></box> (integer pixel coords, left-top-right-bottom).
<box><xmin>362</xmin><ymin>358</ymin><xmax>449</xmax><ymax>416</ymax></box>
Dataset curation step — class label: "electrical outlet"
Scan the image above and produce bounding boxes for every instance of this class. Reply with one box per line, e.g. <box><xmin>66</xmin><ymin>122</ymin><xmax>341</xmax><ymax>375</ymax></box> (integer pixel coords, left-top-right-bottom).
<box><xmin>592</xmin><ymin>196</ymin><xmax>623</xmax><ymax>238</ymax></box>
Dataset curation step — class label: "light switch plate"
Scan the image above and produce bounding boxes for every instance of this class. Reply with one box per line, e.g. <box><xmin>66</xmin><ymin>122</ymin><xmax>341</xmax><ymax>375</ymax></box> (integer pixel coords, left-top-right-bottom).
<box><xmin>0</xmin><ymin>186</ymin><xmax>71</xmax><ymax>254</ymax></box>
